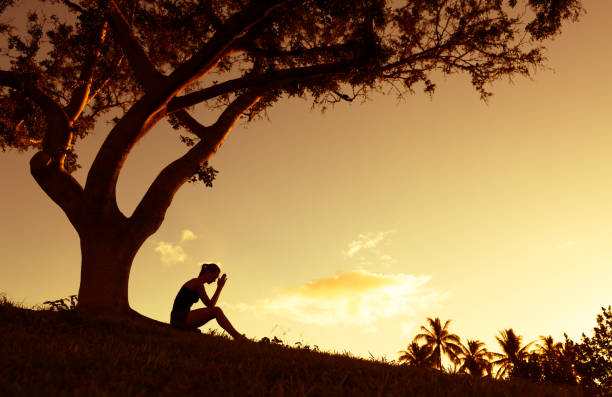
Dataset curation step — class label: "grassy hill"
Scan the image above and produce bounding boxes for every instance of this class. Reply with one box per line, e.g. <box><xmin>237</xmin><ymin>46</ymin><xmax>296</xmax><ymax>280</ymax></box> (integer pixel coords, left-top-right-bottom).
<box><xmin>1</xmin><ymin>297</ymin><xmax>584</xmax><ymax>396</ymax></box>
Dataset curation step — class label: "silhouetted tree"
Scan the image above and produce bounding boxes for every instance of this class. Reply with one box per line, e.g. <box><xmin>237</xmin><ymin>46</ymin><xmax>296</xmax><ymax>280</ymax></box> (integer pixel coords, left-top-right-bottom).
<box><xmin>510</xmin><ymin>334</ymin><xmax>578</xmax><ymax>385</ymax></box>
<box><xmin>0</xmin><ymin>0</ymin><xmax>583</xmax><ymax>316</ymax></box>
<box><xmin>415</xmin><ymin>317</ymin><xmax>461</xmax><ymax>371</ymax></box>
<box><xmin>535</xmin><ymin>335</ymin><xmax>578</xmax><ymax>385</ymax></box>
<box><xmin>555</xmin><ymin>336</ymin><xmax>580</xmax><ymax>384</ymax></box>
<box><xmin>456</xmin><ymin>339</ymin><xmax>493</xmax><ymax>377</ymax></box>
<box><xmin>538</xmin><ymin>335</ymin><xmax>559</xmax><ymax>357</ymax></box>
<box><xmin>575</xmin><ymin>306</ymin><xmax>612</xmax><ymax>396</ymax></box>
<box><xmin>398</xmin><ymin>341</ymin><xmax>434</xmax><ymax>368</ymax></box>
<box><xmin>493</xmin><ymin>328</ymin><xmax>533</xmax><ymax>378</ymax></box>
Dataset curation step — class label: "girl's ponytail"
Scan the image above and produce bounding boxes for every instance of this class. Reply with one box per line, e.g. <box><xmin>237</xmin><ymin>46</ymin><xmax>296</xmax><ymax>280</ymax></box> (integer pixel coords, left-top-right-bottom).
<box><xmin>199</xmin><ymin>263</ymin><xmax>220</xmax><ymax>276</ymax></box>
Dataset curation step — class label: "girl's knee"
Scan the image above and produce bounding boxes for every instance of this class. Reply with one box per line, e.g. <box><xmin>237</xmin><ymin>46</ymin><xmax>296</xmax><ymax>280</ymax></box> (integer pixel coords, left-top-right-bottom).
<box><xmin>212</xmin><ymin>306</ymin><xmax>223</xmax><ymax>316</ymax></box>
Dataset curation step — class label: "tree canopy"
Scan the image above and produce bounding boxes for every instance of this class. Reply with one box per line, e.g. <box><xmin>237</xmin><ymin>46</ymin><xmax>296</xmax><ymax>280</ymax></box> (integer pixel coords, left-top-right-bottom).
<box><xmin>1</xmin><ymin>0</ymin><xmax>583</xmax><ymax>168</ymax></box>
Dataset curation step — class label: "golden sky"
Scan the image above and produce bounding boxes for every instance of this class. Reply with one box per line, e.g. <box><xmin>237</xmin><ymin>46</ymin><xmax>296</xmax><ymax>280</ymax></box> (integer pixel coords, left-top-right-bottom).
<box><xmin>1</xmin><ymin>0</ymin><xmax>611</xmax><ymax>360</ymax></box>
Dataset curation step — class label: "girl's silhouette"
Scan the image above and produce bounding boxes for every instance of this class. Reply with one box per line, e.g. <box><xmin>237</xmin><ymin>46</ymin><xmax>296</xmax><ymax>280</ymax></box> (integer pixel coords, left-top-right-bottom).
<box><xmin>170</xmin><ymin>263</ymin><xmax>244</xmax><ymax>339</ymax></box>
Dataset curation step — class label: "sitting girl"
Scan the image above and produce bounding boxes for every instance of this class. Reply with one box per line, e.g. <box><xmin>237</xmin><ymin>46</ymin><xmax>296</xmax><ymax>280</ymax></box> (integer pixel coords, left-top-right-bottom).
<box><xmin>170</xmin><ymin>263</ymin><xmax>244</xmax><ymax>339</ymax></box>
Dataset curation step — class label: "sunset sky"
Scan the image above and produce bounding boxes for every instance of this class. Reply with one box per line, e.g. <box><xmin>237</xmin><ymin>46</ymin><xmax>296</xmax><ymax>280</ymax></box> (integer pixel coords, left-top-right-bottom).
<box><xmin>1</xmin><ymin>0</ymin><xmax>611</xmax><ymax>361</ymax></box>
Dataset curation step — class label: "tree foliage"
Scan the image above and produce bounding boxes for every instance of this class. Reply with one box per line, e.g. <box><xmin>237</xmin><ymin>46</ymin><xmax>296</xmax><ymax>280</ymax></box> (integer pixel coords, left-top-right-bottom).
<box><xmin>398</xmin><ymin>341</ymin><xmax>434</xmax><ymax>368</ymax></box>
<box><xmin>536</xmin><ymin>335</ymin><xmax>579</xmax><ymax>386</ymax></box>
<box><xmin>575</xmin><ymin>306</ymin><xmax>612</xmax><ymax>395</ymax></box>
<box><xmin>1</xmin><ymin>0</ymin><xmax>584</xmax><ymax>170</ymax></box>
<box><xmin>493</xmin><ymin>328</ymin><xmax>534</xmax><ymax>378</ymax></box>
<box><xmin>43</xmin><ymin>294</ymin><xmax>78</xmax><ymax>311</ymax></box>
<box><xmin>456</xmin><ymin>339</ymin><xmax>493</xmax><ymax>377</ymax></box>
<box><xmin>502</xmin><ymin>311</ymin><xmax>612</xmax><ymax>395</ymax></box>
<box><xmin>402</xmin><ymin>309</ymin><xmax>611</xmax><ymax>396</ymax></box>
<box><xmin>414</xmin><ymin>317</ymin><xmax>462</xmax><ymax>371</ymax></box>
<box><xmin>505</xmin><ymin>335</ymin><xmax>578</xmax><ymax>387</ymax></box>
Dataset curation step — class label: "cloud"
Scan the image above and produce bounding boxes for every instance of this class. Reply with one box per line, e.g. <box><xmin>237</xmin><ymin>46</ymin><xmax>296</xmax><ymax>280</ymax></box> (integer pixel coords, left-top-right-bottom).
<box><xmin>153</xmin><ymin>230</ymin><xmax>196</xmax><ymax>266</ymax></box>
<box><xmin>344</xmin><ymin>231</ymin><xmax>393</xmax><ymax>258</ymax></box>
<box><xmin>181</xmin><ymin>229</ymin><xmax>197</xmax><ymax>242</ymax></box>
<box><xmin>155</xmin><ymin>242</ymin><xmax>187</xmax><ymax>265</ymax></box>
<box><xmin>260</xmin><ymin>269</ymin><xmax>440</xmax><ymax>326</ymax></box>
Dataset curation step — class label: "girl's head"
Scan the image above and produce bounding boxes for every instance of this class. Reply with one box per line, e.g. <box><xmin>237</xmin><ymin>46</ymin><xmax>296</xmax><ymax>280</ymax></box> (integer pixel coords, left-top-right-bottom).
<box><xmin>199</xmin><ymin>263</ymin><xmax>221</xmax><ymax>283</ymax></box>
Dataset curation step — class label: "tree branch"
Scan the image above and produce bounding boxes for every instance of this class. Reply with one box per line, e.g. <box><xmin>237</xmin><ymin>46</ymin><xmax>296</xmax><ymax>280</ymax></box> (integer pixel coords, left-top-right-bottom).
<box><xmin>167</xmin><ymin>62</ymin><xmax>350</xmax><ymax>112</ymax></box>
<box><xmin>89</xmin><ymin>99</ymin><xmax>135</xmax><ymax>118</ymax></box>
<box><xmin>0</xmin><ymin>70</ymin><xmax>72</xmax><ymax>163</ymax></box>
<box><xmin>84</xmin><ymin>1</ymin><xmax>293</xmax><ymax>209</ymax></box>
<box><xmin>30</xmin><ymin>151</ymin><xmax>86</xmax><ymax>231</ymax></box>
<box><xmin>0</xmin><ymin>70</ymin><xmax>85</xmax><ymax>228</ymax></box>
<box><xmin>83</xmin><ymin>97</ymin><xmax>167</xmax><ymax>213</ymax></box>
<box><xmin>102</xmin><ymin>0</ymin><xmax>164</xmax><ymax>87</ymax></box>
<box><xmin>234</xmin><ymin>42</ymin><xmax>354</xmax><ymax>60</ymax></box>
<box><xmin>130</xmin><ymin>91</ymin><xmax>262</xmax><ymax>238</ymax></box>
<box><xmin>64</xmin><ymin>22</ymin><xmax>108</xmax><ymax>121</ymax></box>
<box><xmin>173</xmin><ymin>110</ymin><xmax>212</xmax><ymax>140</ymax></box>
<box><xmin>60</xmin><ymin>0</ymin><xmax>86</xmax><ymax>14</ymax></box>
<box><xmin>165</xmin><ymin>0</ymin><xmax>293</xmax><ymax>97</ymax></box>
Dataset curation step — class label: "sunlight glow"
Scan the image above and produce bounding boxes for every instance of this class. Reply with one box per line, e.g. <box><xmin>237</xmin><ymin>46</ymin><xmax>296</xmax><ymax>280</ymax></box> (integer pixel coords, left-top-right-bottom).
<box><xmin>260</xmin><ymin>269</ymin><xmax>441</xmax><ymax>326</ymax></box>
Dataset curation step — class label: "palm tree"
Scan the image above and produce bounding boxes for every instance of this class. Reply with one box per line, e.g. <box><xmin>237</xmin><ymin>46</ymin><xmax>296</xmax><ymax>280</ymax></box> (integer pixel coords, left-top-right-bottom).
<box><xmin>537</xmin><ymin>335</ymin><xmax>561</xmax><ymax>358</ymax></box>
<box><xmin>414</xmin><ymin>317</ymin><xmax>462</xmax><ymax>371</ymax></box>
<box><xmin>456</xmin><ymin>339</ymin><xmax>493</xmax><ymax>377</ymax></box>
<box><xmin>536</xmin><ymin>335</ymin><xmax>578</xmax><ymax>384</ymax></box>
<box><xmin>398</xmin><ymin>341</ymin><xmax>434</xmax><ymax>368</ymax></box>
<box><xmin>493</xmin><ymin>328</ymin><xmax>534</xmax><ymax>378</ymax></box>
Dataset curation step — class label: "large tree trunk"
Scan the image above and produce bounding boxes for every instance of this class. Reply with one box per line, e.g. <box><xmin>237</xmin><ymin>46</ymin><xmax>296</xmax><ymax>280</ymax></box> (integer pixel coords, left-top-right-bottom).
<box><xmin>76</xmin><ymin>213</ymin><xmax>144</xmax><ymax>315</ymax></box>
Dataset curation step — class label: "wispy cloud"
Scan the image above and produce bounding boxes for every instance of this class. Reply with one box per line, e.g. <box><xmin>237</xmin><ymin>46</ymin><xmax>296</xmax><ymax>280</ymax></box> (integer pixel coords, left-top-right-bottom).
<box><xmin>344</xmin><ymin>231</ymin><xmax>393</xmax><ymax>258</ymax></box>
<box><xmin>155</xmin><ymin>242</ymin><xmax>187</xmax><ymax>266</ymax></box>
<box><xmin>181</xmin><ymin>229</ymin><xmax>197</xmax><ymax>242</ymax></box>
<box><xmin>260</xmin><ymin>269</ymin><xmax>440</xmax><ymax>326</ymax></box>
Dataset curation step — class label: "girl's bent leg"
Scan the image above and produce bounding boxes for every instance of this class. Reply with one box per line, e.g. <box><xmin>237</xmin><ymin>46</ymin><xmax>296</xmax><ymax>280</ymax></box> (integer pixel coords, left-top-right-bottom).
<box><xmin>184</xmin><ymin>307</ymin><xmax>216</xmax><ymax>329</ymax></box>
<box><xmin>212</xmin><ymin>306</ymin><xmax>243</xmax><ymax>339</ymax></box>
<box><xmin>184</xmin><ymin>306</ymin><xmax>244</xmax><ymax>339</ymax></box>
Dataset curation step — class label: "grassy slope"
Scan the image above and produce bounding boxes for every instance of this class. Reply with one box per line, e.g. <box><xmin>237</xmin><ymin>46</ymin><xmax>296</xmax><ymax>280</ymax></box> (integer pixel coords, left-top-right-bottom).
<box><xmin>1</xmin><ymin>301</ymin><xmax>584</xmax><ymax>397</ymax></box>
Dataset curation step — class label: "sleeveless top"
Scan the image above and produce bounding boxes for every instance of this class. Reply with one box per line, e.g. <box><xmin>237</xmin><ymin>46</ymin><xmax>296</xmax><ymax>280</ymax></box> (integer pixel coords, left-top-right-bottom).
<box><xmin>171</xmin><ymin>285</ymin><xmax>199</xmax><ymax>313</ymax></box>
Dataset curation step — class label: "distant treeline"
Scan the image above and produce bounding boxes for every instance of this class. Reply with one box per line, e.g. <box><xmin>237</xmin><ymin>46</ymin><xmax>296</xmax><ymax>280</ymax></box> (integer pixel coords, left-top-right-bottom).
<box><xmin>398</xmin><ymin>307</ymin><xmax>611</xmax><ymax>396</ymax></box>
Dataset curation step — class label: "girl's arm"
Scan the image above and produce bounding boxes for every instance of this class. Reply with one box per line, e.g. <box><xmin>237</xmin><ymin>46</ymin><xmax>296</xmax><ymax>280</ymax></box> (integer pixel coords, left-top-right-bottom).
<box><xmin>209</xmin><ymin>274</ymin><xmax>227</xmax><ymax>307</ymax></box>
<box><xmin>196</xmin><ymin>284</ymin><xmax>213</xmax><ymax>307</ymax></box>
